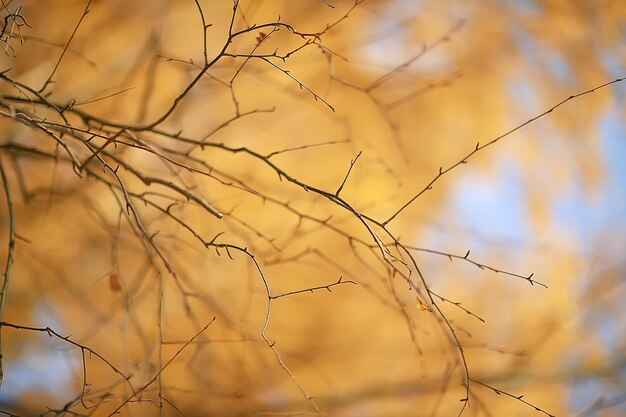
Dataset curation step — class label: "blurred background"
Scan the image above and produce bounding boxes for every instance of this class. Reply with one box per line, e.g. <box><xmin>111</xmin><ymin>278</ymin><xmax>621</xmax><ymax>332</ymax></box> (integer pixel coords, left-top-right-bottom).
<box><xmin>0</xmin><ymin>0</ymin><xmax>624</xmax><ymax>416</ymax></box>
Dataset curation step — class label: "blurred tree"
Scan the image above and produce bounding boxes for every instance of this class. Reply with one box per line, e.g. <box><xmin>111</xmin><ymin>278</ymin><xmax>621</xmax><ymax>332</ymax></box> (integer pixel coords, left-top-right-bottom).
<box><xmin>0</xmin><ymin>0</ymin><xmax>624</xmax><ymax>416</ymax></box>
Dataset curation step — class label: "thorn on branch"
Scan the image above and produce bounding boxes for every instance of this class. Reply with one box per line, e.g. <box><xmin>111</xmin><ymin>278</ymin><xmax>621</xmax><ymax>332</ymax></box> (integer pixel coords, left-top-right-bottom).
<box><xmin>166</xmin><ymin>202</ymin><xmax>177</xmax><ymax>213</ymax></box>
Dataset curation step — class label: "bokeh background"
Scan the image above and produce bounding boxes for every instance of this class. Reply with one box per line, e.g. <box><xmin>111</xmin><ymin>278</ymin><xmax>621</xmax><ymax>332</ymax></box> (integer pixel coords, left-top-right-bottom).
<box><xmin>0</xmin><ymin>0</ymin><xmax>624</xmax><ymax>416</ymax></box>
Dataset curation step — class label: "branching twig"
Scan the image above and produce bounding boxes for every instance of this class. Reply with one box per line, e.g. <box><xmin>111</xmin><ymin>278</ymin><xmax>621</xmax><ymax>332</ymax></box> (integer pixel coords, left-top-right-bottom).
<box><xmin>106</xmin><ymin>317</ymin><xmax>216</xmax><ymax>416</ymax></box>
<box><xmin>0</xmin><ymin>4</ymin><xmax>30</xmax><ymax>56</ymax></box>
<box><xmin>0</xmin><ymin>321</ymin><xmax>136</xmax><ymax>397</ymax></box>
<box><xmin>0</xmin><ymin>3</ymin><xmax>619</xmax><ymax>416</ymax></box>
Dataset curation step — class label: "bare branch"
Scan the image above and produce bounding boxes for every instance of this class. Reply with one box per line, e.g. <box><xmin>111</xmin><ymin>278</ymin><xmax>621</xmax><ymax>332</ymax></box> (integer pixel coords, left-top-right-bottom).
<box><xmin>470</xmin><ymin>379</ymin><xmax>556</xmax><ymax>417</ymax></box>
<box><xmin>271</xmin><ymin>276</ymin><xmax>357</xmax><ymax>299</ymax></box>
<box><xmin>0</xmin><ymin>156</ymin><xmax>15</xmax><ymax>388</ymax></box>
<box><xmin>335</xmin><ymin>150</ymin><xmax>361</xmax><ymax>196</ymax></box>
<box><xmin>39</xmin><ymin>0</ymin><xmax>93</xmax><ymax>93</ymax></box>
<box><xmin>406</xmin><ymin>246</ymin><xmax>544</xmax><ymax>287</ymax></box>
<box><xmin>384</xmin><ymin>77</ymin><xmax>626</xmax><ymax>225</ymax></box>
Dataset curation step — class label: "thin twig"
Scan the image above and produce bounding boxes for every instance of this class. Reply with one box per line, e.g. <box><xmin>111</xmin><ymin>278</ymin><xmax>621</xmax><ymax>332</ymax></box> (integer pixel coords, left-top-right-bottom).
<box><xmin>429</xmin><ymin>290</ymin><xmax>485</xmax><ymax>323</ymax></box>
<box><xmin>0</xmin><ymin>321</ymin><xmax>136</xmax><ymax>396</ymax></box>
<box><xmin>0</xmin><ymin>156</ymin><xmax>15</xmax><ymax>388</ymax></box>
<box><xmin>470</xmin><ymin>378</ymin><xmax>556</xmax><ymax>417</ymax></box>
<box><xmin>384</xmin><ymin>77</ymin><xmax>626</xmax><ymax>225</ymax></box>
<box><xmin>335</xmin><ymin>151</ymin><xmax>361</xmax><ymax>196</ymax></box>
<box><xmin>406</xmin><ymin>246</ymin><xmax>544</xmax><ymax>287</ymax></box>
<box><xmin>39</xmin><ymin>0</ymin><xmax>93</xmax><ymax>93</ymax></box>
<box><xmin>271</xmin><ymin>276</ymin><xmax>356</xmax><ymax>299</ymax></box>
<box><xmin>106</xmin><ymin>317</ymin><xmax>216</xmax><ymax>416</ymax></box>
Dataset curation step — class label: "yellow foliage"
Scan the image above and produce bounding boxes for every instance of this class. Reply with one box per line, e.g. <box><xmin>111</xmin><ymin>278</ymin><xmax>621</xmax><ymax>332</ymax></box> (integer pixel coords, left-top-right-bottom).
<box><xmin>0</xmin><ymin>0</ymin><xmax>624</xmax><ymax>416</ymax></box>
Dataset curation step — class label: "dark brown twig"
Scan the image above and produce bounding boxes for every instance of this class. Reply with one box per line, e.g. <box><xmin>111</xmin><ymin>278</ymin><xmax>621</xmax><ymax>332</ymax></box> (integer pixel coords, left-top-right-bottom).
<box><xmin>384</xmin><ymin>77</ymin><xmax>626</xmax><ymax>225</ymax></box>
<box><xmin>0</xmin><ymin>156</ymin><xmax>15</xmax><ymax>388</ymax></box>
